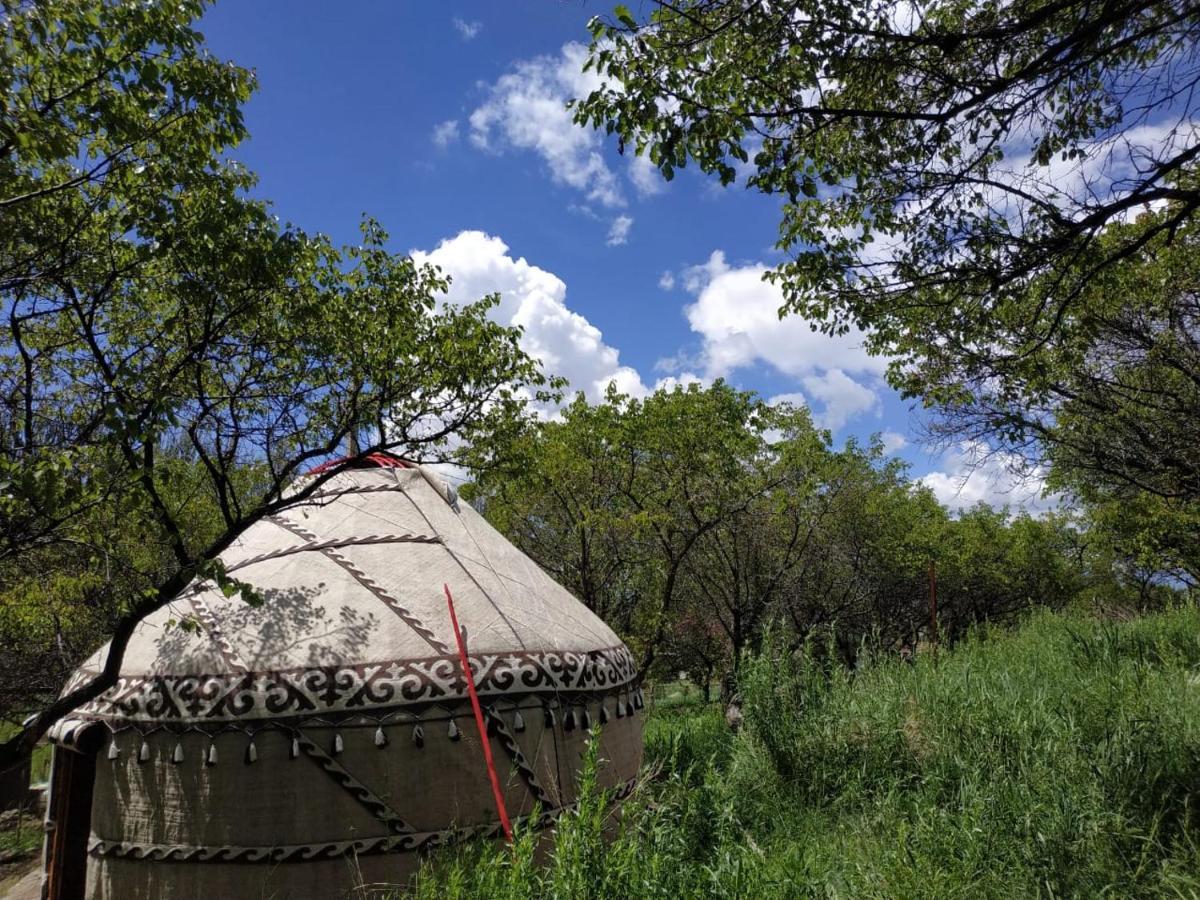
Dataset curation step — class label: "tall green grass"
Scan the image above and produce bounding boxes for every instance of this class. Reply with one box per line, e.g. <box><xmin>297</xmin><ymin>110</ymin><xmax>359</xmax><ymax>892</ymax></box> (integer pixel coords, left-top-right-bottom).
<box><xmin>404</xmin><ymin>606</ymin><xmax>1200</xmax><ymax>898</ymax></box>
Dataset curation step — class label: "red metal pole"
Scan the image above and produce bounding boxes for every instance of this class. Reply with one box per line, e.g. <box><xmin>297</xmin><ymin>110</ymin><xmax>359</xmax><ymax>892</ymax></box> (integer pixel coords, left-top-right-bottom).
<box><xmin>445</xmin><ymin>583</ymin><xmax>513</xmax><ymax>842</ymax></box>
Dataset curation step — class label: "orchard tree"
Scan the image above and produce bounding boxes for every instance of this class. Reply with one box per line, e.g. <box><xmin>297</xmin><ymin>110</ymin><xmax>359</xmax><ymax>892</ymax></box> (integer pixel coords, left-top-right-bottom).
<box><xmin>676</xmin><ymin>402</ymin><xmax>843</xmax><ymax>676</ymax></box>
<box><xmin>770</xmin><ymin>440</ymin><xmax>944</xmax><ymax>661</ymax></box>
<box><xmin>1</xmin><ymin>0</ymin><xmax>253</xmax><ymax>293</ymax></box>
<box><xmin>0</xmin><ymin>0</ymin><xmax>549</xmax><ymax>770</ymax></box>
<box><xmin>469</xmin><ymin>381</ymin><xmax>794</xmax><ymax>672</ymax></box>
<box><xmin>575</xmin><ymin>0</ymin><xmax>1200</xmax><ymax>503</ymax></box>
<box><xmin>462</xmin><ymin>395</ymin><xmax>643</xmax><ymax>631</ymax></box>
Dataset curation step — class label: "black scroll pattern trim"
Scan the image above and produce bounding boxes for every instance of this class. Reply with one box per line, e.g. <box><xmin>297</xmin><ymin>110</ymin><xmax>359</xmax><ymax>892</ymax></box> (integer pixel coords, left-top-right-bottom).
<box><xmin>268</xmin><ymin>515</ymin><xmax>451</xmax><ymax>655</ymax></box>
<box><xmin>294</xmin><ymin>729</ymin><xmax>415</xmax><ymax>834</ymax></box>
<box><xmin>88</xmin><ymin>778</ymin><xmax>636</xmax><ymax>864</ymax></box>
<box><xmin>68</xmin><ymin>644</ymin><xmax>638</xmax><ymax>724</ymax></box>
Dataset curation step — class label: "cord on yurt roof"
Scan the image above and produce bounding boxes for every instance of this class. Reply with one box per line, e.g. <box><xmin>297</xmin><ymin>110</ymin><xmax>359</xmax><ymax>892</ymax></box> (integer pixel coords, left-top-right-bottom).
<box><xmin>388</xmin><ymin>467</ymin><xmax>529</xmax><ymax>652</ymax></box>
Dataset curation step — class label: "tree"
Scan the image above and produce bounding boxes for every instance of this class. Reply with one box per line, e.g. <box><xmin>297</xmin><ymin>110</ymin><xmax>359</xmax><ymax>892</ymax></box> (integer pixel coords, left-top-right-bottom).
<box><xmin>468</xmin><ymin>382</ymin><xmax>792</xmax><ymax>672</ymax></box>
<box><xmin>1073</xmin><ymin>493</ymin><xmax>1199</xmax><ymax>603</ymax></box>
<box><xmin>932</xmin><ymin>506</ymin><xmax>1082</xmax><ymax>641</ymax></box>
<box><xmin>675</xmin><ymin>404</ymin><xmax>842</xmax><ymax>677</ymax></box>
<box><xmin>1</xmin><ymin>0</ymin><xmax>253</xmax><ymax>294</ymax></box>
<box><xmin>575</xmin><ymin>0</ymin><xmax>1200</xmax><ymax>500</ymax></box>
<box><xmin>463</xmin><ymin>394</ymin><xmax>642</xmax><ymax>632</ymax></box>
<box><xmin>0</xmin><ymin>1</ymin><xmax>549</xmax><ymax>771</ymax></box>
<box><xmin>767</xmin><ymin>440</ymin><xmax>945</xmax><ymax>662</ymax></box>
<box><xmin>924</xmin><ymin>207</ymin><xmax>1200</xmax><ymax>504</ymax></box>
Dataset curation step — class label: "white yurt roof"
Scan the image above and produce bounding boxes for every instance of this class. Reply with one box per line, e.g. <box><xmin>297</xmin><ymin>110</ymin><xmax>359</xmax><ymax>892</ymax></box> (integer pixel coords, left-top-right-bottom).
<box><xmin>60</xmin><ymin>459</ymin><xmax>637</xmax><ymax>730</ymax></box>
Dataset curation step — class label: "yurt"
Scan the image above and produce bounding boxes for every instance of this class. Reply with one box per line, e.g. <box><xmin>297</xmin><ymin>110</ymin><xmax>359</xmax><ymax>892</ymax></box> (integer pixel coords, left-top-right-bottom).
<box><xmin>41</xmin><ymin>455</ymin><xmax>643</xmax><ymax>899</ymax></box>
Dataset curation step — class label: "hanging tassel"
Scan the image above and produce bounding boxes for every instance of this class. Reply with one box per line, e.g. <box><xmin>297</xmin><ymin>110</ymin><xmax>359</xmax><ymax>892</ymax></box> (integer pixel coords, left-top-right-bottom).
<box><xmin>513</xmin><ymin>710</ymin><xmax>525</xmax><ymax>732</ymax></box>
<box><xmin>412</xmin><ymin>724</ymin><xmax>424</xmax><ymax>748</ymax></box>
<box><xmin>599</xmin><ymin>704</ymin><xmax>610</xmax><ymax>725</ymax></box>
<box><xmin>245</xmin><ymin>740</ymin><xmax>258</xmax><ymax>765</ymax></box>
<box><xmin>447</xmin><ymin>718</ymin><xmax>460</xmax><ymax>742</ymax></box>
<box><xmin>172</xmin><ymin>742</ymin><xmax>185</xmax><ymax>764</ymax></box>
<box><xmin>106</xmin><ymin>740</ymin><xmax>120</xmax><ymax>761</ymax></box>
<box><xmin>634</xmin><ymin>689</ymin><xmax>645</xmax><ymax>710</ymax></box>
<box><xmin>138</xmin><ymin>739</ymin><xmax>151</xmax><ymax>763</ymax></box>
<box><xmin>544</xmin><ymin>706</ymin><xmax>556</xmax><ymax>728</ymax></box>
<box><xmin>374</xmin><ymin>725</ymin><xmax>387</xmax><ymax>748</ymax></box>
<box><xmin>486</xmin><ymin>715</ymin><xmax>498</xmax><ymax>737</ymax></box>
<box><xmin>580</xmin><ymin>708</ymin><xmax>592</xmax><ymax>730</ymax></box>
<box><xmin>332</xmin><ymin>732</ymin><xmax>344</xmax><ymax>756</ymax></box>
<box><xmin>563</xmin><ymin>709</ymin><xmax>576</xmax><ymax>732</ymax></box>
<box><xmin>290</xmin><ymin>736</ymin><xmax>300</xmax><ymax>760</ymax></box>
<box><xmin>205</xmin><ymin>743</ymin><xmax>218</xmax><ymax>767</ymax></box>
<box><xmin>616</xmin><ymin>698</ymin><xmax>626</xmax><ymax>718</ymax></box>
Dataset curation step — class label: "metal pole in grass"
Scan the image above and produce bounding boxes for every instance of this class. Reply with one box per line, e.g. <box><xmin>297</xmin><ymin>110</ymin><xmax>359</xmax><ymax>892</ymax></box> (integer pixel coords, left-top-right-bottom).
<box><xmin>444</xmin><ymin>583</ymin><xmax>514</xmax><ymax>843</ymax></box>
<box><xmin>928</xmin><ymin>560</ymin><xmax>939</xmax><ymax>662</ymax></box>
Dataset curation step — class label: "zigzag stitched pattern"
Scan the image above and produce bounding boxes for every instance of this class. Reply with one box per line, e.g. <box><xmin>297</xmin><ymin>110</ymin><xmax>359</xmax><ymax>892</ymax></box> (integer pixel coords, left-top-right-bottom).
<box><xmin>188</xmin><ymin>594</ymin><xmax>247</xmax><ymax>675</ymax></box>
<box><xmin>226</xmin><ymin>533</ymin><xmax>441</xmax><ymax>576</ymax></box>
<box><xmin>294</xmin><ymin>729</ymin><xmax>416</xmax><ymax>835</ymax></box>
<box><xmin>485</xmin><ymin>706</ymin><xmax>555</xmax><ymax>808</ymax></box>
<box><xmin>268</xmin><ymin>515</ymin><xmax>451</xmax><ymax>654</ymax></box>
<box><xmin>87</xmin><ymin>779</ymin><xmax>637</xmax><ymax>863</ymax></box>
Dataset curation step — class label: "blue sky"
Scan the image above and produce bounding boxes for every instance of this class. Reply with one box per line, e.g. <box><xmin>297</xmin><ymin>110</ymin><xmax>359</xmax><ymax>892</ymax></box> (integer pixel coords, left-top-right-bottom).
<box><xmin>199</xmin><ymin>1</ymin><xmax>1044</xmax><ymax>510</ymax></box>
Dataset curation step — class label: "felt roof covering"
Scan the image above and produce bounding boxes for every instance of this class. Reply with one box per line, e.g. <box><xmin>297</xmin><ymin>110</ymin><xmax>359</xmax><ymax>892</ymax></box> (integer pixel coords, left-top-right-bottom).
<box><xmin>57</xmin><ymin>462</ymin><xmax>637</xmax><ymax>732</ymax></box>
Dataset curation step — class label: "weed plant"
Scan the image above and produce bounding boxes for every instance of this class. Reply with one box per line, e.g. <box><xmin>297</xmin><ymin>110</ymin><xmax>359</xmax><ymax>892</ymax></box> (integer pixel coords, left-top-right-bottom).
<box><xmin>403</xmin><ymin>606</ymin><xmax>1200</xmax><ymax>898</ymax></box>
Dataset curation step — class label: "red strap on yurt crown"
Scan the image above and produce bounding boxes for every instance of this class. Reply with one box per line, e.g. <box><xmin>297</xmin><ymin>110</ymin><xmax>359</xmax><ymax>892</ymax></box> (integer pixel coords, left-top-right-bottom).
<box><xmin>306</xmin><ymin>451</ymin><xmax>416</xmax><ymax>475</ymax></box>
<box><xmin>444</xmin><ymin>583</ymin><xmax>514</xmax><ymax>843</ymax></box>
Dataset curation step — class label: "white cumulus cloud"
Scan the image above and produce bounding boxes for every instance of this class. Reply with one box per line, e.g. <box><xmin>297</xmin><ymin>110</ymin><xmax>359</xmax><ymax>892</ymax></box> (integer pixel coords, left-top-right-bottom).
<box><xmin>468</xmin><ymin>42</ymin><xmax>665</xmax><ymax>212</ymax></box>
<box><xmin>606</xmin><ymin>215</ymin><xmax>633</xmax><ymax>246</ymax></box>
<box><xmin>672</xmin><ymin>250</ymin><xmax>888</xmax><ymax>431</ymax></box>
<box><xmin>879</xmin><ymin>430</ymin><xmax>909</xmax><ymax>454</ymax></box>
<box><xmin>801</xmin><ymin>368</ymin><xmax>880</xmax><ymax>431</ymax></box>
<box><xmin>431</xmin><ymin>119</ymin><xmax>460</xmax><ymax>148</ymax></box>
<box><xmin>469</xmin><ymin>43</ymin><xmax>625</xmax><ymax>208</ymax></box>
<box><xmin>767</xmin><ymin>391</ymin><xmax>808</xmax><ymax>409</ymax></box>
<box><xmin>412</xmin><ymin>231</ymin><xmax>649</xmax><ymax>404</ymax></box>
<box><xmin>628</xmin><ymin>153</ymin><xmax>666</xmax><ymax>197</ymax></box>
<box><xmin>920</xmin><ymin>441</ymin><xmax>1057</xmax><ymax>514</ymax></box>
<box><xmin>452</xmin><ymin>17</ymin><xmax>482</xmax><ymax>40</ymax></box>
<box><xmin>655</xmin><ymin>372</ymin><xmax>708</xmax><ymax>392</ymax></box>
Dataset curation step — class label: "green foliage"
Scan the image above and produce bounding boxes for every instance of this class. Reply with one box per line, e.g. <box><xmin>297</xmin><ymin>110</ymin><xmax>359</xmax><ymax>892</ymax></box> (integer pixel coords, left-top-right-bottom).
<box><xmin>411</xmin><ymin>605</ymin><xmax>1200</xmax><ymax>898</ymax></box>
<box><xmin>0</xmin><ymin>817</ymin><xmax>40</xmax><ymax>857</ymax></box>
<box><xmin>0</xmin><ymin>0</ymin><xmax>549</xmax><ymax>757</ymax></box>
<box><xmin>576</xmin><ymin>0</ymin><xmax>1200</xmax><ymax>329</ymax></box>
<box><xmin>643</xmin><ymin>701</ymin><xmax>731</xmax><ymax>778</ymax></box>
<box><xmin>470</xmin><ymin>382</ymin><xmax>1099</xmax><ymax>689</ymax></box>
<box><xmin>724</xmin><ymin>607</ymin><xmax>1200</xmax><ymax>896</ymax></box>
<box><xmin>466</xmin><ymin>381</ymin><xmax>812</xmax><ymax>672</ymax></box>
<box><xmin>574</xmin><ymin>1</ymin><xmax>1200</xmax><ymax>544</ymax></box>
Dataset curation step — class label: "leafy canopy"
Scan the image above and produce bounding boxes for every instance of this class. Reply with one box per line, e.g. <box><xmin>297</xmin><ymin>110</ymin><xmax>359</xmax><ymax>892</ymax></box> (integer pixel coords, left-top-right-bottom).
<box><xmin>0</xmin><ymin>0</ymin><xmax>549</xmax><ymax>765</ymax></box>
<box><xmin>575</xmin><ymin>0</ymin><xmax>1200</xmax><ymax>505</ymax></box>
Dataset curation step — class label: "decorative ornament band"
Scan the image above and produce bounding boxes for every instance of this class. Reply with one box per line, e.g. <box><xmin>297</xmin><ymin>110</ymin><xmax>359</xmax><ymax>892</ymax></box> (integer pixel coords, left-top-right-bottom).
<box><xmin>88</xmin><ymin>778</ymin><xmax>636</xmax><ymax>864</ymax></box>
<box><xmin>64</xmin><ymin>644</ymin><xmax>638</xmax><ymax>725</ymax></box>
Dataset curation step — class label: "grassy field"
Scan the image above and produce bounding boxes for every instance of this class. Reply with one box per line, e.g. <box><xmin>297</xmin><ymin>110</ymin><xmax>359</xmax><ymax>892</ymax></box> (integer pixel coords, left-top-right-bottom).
<box><xmin>409</xmin><ymin>605</ymin><xmax>1200</xmax><ymax>898</ymax></box>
